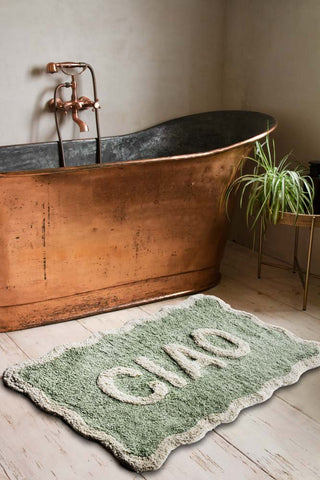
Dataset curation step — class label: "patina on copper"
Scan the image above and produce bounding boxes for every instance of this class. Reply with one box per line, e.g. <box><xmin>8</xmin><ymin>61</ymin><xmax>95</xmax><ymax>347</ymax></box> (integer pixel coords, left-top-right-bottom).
<box><xmin>0</xmin><ymin>111</ymin><xmax>277</xmax><ymax>332</ymax></box>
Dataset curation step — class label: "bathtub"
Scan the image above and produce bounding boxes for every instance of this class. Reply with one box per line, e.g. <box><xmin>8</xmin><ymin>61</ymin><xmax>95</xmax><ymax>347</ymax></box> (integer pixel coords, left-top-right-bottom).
<box><xmin>0</xmin><ymin>111</ymin><xmax>276</xmax><ymax>331</ymax></box>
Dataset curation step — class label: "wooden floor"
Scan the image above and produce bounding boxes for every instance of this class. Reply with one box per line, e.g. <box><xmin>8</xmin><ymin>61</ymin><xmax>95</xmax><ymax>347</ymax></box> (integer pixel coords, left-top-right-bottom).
<box><xmin>1</xmin><ymin>242</ymin><xmax>320</xmax><ymax>480</ymax></box>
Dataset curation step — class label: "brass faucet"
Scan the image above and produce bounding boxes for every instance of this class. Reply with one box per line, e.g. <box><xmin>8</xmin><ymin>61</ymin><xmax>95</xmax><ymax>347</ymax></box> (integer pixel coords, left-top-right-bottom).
<box><xmin>46</xmin><ymin>62</ymin><xmax>102</xmax><ymax>166</ymax></box>
<box><xmin>47</xmin><ymin>63</ymin><xmax>100</xmax><ymax>132</ymax></box>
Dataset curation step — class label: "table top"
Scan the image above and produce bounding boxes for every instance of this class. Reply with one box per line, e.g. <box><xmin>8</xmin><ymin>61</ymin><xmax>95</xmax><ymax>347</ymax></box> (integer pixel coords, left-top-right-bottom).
<box><xmin>277</xmin><ymin>212</ymin><xmax>320</xmax><ymax>227</ymax></box>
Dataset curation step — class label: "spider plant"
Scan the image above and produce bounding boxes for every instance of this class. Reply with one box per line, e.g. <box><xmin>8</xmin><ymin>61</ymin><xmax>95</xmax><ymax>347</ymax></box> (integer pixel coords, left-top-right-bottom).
<box><xmin>225</xmin><ymin>135</ymin><xmax>314</xmax><ymax>234</ymax></box>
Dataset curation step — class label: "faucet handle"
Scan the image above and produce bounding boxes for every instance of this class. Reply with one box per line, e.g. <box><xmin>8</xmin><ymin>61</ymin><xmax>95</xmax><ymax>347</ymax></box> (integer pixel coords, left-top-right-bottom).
<box><xmin>47</xmin><ymin>97</ymin><xmax>65</xmax><ymax>111</ymax></box>
<box><xmin>78</xmin><ymin>96</ymin><xmax>101</xmax><ymax>111</ymax></box>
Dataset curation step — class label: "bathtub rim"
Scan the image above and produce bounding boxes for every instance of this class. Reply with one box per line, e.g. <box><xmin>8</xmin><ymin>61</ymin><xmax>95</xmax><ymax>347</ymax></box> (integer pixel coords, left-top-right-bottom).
<box><xmin>0</xmin><ymin>110</ymin><xmax>277</xmax><ymax>177</ymax></box>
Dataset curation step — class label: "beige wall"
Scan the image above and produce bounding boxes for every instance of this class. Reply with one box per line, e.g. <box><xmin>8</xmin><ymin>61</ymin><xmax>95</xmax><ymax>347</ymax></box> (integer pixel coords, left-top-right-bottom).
<box><xmin>224</xmin><ymin>0</ymin><xmax>320</xmax><ymax>274</ymax></box>
<box><xmin>0</xmin><ymin>0</ymin><xmax>224</xmax><ymax>145</ymax></box>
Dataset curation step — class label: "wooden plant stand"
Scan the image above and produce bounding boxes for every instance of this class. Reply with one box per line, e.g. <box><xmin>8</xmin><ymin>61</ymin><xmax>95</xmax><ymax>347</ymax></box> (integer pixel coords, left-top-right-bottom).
<box><xmin>257</xmin><ymin>212</ymin><xmax>320</xmax><ymax>310</ymax></box>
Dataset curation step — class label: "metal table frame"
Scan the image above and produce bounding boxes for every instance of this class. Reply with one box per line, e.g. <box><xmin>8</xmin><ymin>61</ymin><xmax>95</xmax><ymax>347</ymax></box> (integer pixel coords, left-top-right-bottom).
<box><xmin>257</xmin><ymin>212</ymin><xmax>320</xmax><ymax>310</ymax></box>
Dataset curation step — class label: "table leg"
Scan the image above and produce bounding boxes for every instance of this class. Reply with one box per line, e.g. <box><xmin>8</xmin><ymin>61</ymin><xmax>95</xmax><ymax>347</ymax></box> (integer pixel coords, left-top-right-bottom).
<box><xmin>303</xmin><ymin>216</ymin><xmax>316</xmax><ymax>310</ymax></box>
<box><xmin>293</xmin><ymin>226</ymin><xmax>299</xmax><ymax>273</ymax></box>
<box><xmin>257</xmin><ymin>217</ymin><xmax>263</xmax><ymax>279</ymax></box>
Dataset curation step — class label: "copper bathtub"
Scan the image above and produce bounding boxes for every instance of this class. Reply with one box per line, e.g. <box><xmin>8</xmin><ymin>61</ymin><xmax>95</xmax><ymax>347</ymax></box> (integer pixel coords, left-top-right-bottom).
<box><xmin>0</xmin><ymin>111</ymin><xmax>276</xmax><ymax>331</ymax></box>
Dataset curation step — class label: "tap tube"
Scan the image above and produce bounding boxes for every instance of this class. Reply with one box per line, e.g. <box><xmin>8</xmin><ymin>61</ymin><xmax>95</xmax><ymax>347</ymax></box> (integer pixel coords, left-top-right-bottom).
<box><xmin>82</xmin><ymin>63</ymin><xmax>102</xmax><ymax>163</ymax></box>
<box><xmin>54</xmin><ymin>82</ymin><xmax>71</xmax><ymax>167</ymax></box>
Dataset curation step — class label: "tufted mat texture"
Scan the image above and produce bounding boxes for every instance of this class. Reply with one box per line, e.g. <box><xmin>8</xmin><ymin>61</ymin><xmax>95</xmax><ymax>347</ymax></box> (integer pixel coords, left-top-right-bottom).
<box><xmin>3</xmin><ymin>294</ymin><xmax>320</xmax><ymax>471</ymax></box>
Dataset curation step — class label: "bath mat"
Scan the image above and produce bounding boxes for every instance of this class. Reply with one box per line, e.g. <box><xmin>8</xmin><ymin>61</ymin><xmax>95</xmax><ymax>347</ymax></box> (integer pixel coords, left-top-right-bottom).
<box><xmin>3</xmin><ymin>295</ymin><xmax>320</xmax><ymax>471</ymax></box>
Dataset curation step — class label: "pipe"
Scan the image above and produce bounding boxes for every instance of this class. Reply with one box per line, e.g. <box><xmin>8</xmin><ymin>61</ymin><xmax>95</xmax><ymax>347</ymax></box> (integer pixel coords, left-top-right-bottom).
<box><xmin>83</xmin><ymin>63</ymin><xmax>102</xmax><ymax>163</ymax></box>
<box><xmin>72</xmin><ymin>110</ymin><xmax>89</xmax><ymax>133</ymax></box>
<box><xmin>70</xmin><ymin>75</ymin><xmax>89</xmax><ymax>133</ymax></box>
<box><xmin>53</xmin><ymin>82</ymin><xmax>70</xmax><ymax>167</ymax></box>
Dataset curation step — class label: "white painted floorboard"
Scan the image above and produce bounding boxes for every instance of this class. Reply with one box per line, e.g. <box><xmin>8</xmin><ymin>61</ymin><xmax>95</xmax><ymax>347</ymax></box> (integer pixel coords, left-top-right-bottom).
<box><xmin>0</xmin><ymin>242</ymin><xmax>319</xmax><ymax>480</ymax></box>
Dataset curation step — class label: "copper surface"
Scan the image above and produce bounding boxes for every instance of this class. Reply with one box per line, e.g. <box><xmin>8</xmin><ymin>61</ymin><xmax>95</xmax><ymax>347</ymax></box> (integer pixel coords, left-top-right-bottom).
<box><xmin>47</xmin><ymin>62</ymin><xmax>102</xmax><ymax>163</ymax></box>
<box><xmin>0</xmin><ymin>145</ymin><xmax>252</xmax><ymax>331</ymax></box>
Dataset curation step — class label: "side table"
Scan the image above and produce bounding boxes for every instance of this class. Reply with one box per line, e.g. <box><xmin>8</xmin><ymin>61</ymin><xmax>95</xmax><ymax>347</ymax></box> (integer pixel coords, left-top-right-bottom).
<box><xmin>257</xmin><ymin>212</ymin><xmax>320</xmax><ymax>310</ymax></box>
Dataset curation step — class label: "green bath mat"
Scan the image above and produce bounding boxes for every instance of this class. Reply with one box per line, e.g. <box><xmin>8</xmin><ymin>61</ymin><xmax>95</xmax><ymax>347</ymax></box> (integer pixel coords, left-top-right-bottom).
<box><xmin>3</xmin><ymin>295</ymin><xmax>320</xmax><ymax>471</ymax></box>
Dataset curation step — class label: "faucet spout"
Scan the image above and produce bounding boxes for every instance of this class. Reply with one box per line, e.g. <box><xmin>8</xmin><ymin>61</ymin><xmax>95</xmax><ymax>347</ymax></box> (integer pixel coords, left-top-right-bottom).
<box><xmin>72</xmin><ymin>109</ymin><xmax>89</xmax><ymax>132</ymax></box>
<box><xmin>69</xmin><ymin>75</ymin><xmax>89</xmax><ymax>132</ymax></box>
